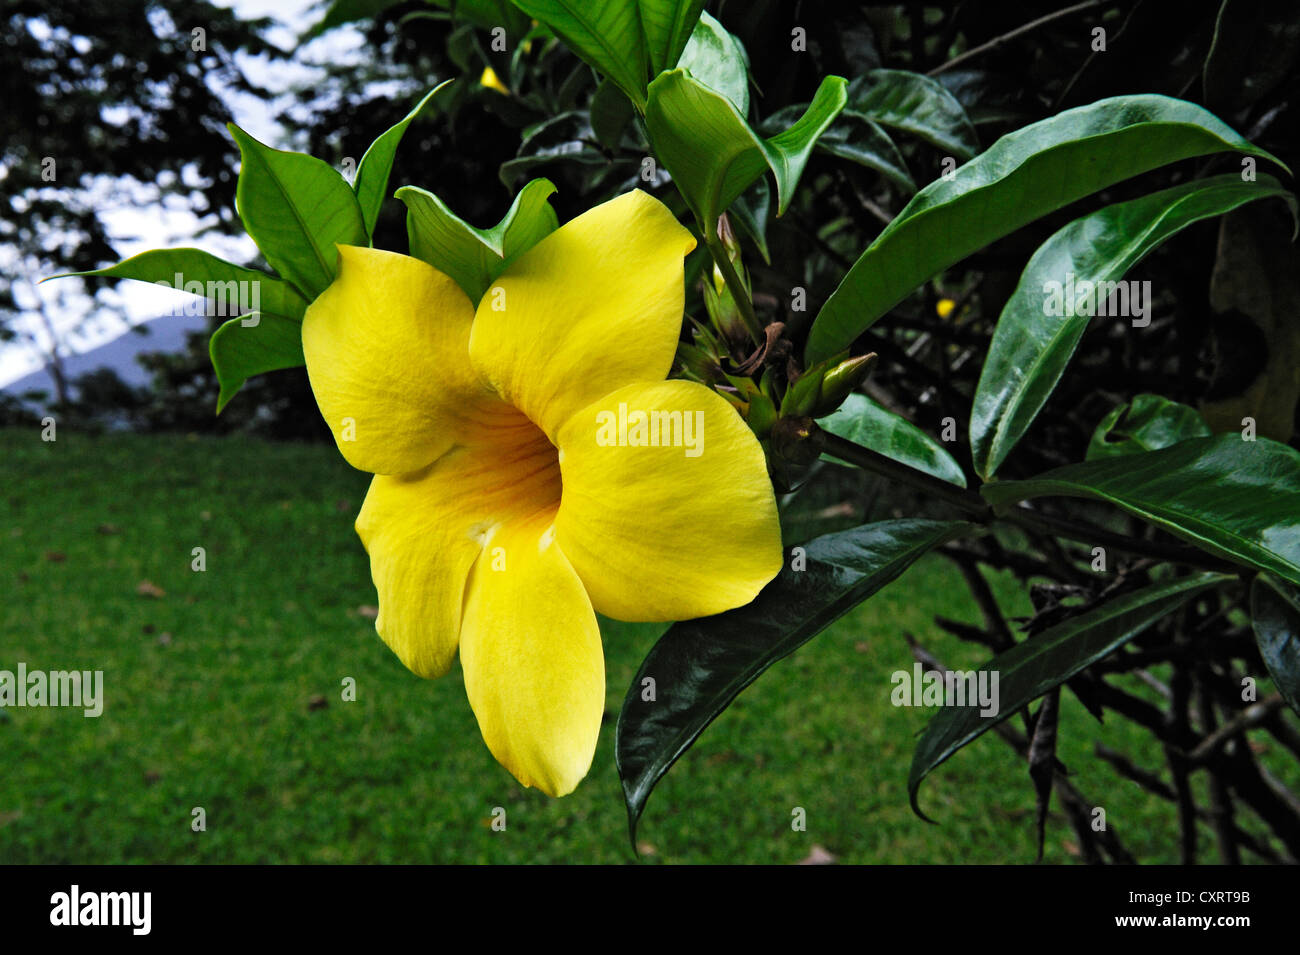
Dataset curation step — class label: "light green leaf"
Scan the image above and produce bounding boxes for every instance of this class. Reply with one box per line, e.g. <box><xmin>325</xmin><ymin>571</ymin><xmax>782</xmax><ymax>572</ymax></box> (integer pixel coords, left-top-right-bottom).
<box><xmin>982</xmin><ymin>435</ymin><xmax>1300</xmax><ymax>587</ymax></box>
<box><xmin>849</xmin><ymin>69</ymin><xmax>979</xmax><ymax>160</ymax></box>
<box><xmin>1086</xmin><ymin>394</ymin><xmax>1213</xmax><ymax>461</ymax></box>
<box><xmin>48</xmin><ymin>247</ymin><xmax>307</xmax><ymax>321</ymax></box>
<box><xmin>511</xmin><ymin>0</ymin><xmax>649</xmax><ymax>108</ymax></box>
<box><xmin>676</xmin><ymin>10</ymin><xmax>748</xmax><ymax>114</ymax></box>
<box><xmin>970</xmin><ymin>173</ymin><xmax>1294</xmax><ymax>479</ymax></box>
<box><xmin>228</xmin><ymin>124</ymin><xmax>367</xmax><ymax>300</ymax></box>
<box><xmin>909</xmin><ymin>572</ymin><xmax>1229</xmax><ymax>817</ymax></box>
<box><xmin>209</xmin><ymin>313</ymin><xmax>306</xmax><ymax>414</ymax></box>
<box><xmin>397</xmin><ymin>178</ymin><xmax>558</xmax><ymax>302</ymax></box>
<box><xmin>645</xmin><ymin>68</ymin><xmax>847</xmax><ymax>230</ymax></box>
<box><xmin>806</xmin><ymin>94</ymin><xmax>1290</xmax><ymax>364</ymax></box>
<box><xmin>818</xmin><ymin>393</ymin><xmax>965</xmax><ymax>486</ymax></box>
<box><xmin>638</xmin><ymin>0</ymin><xmax>706</xmax><ymax>76</ymax></box>
<box><xmin>354</xmin><ymin>82</ymin><xmax>450</xmax><ymax>239</ymax></box>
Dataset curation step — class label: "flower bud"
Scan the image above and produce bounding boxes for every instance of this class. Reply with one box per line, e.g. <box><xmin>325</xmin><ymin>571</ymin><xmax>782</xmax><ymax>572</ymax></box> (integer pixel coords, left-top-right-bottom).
<box><xmin>810</xmin><ymin>352</ymin><xmax>877</xmax><ymax>418</ymax></box>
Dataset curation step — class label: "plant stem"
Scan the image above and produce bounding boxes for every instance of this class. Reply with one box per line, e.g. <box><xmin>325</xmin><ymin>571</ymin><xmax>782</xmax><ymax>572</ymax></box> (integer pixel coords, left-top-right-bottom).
<box><xmin>816</xmin><ymin>429</ymin><xmax>990</xmax><ymax>517</ymax></box>
<box><xmin>703</xmin><ymin>231</ymin><xmax>764</xmax><ymax>346</ymax></box>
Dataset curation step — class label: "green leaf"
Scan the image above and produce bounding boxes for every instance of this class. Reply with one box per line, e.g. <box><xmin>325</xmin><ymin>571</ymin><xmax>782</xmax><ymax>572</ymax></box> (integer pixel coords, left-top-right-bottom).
<box><xmin>806</xmin><ymin>94</ymin><xmax>1291</xmax><ymax>364</ymax></box>
<box><xmin>48</xmin><ymin>247</ymin><xmax>307</xmax><ymax>321</ymax></box>
<box><xmin>849</xmin><ymin>69</ymin><xmax>979</xmax><ymax>160</ymax></box>
<box><xmin>589</xmin><ymin>78</ymin><xmax>634</xmax><ymax>150</ymax></box>
<box><xmin>209</xmin><ymin>313</ymin><xmax>306</xmax><ymax>414</ymax></box>
<box><xmin>228</xmin><ymin>124</ymin><xmax>367</xmax><ymax>301</ymax></box>
<box><xmin>969</xmin><ymin>173</ymin><xmax>1294</xmax><ymax>479</ymax></box>
<box><xmin>397</xmin><ymin>178</ymin><xmax>558</xmax><ymax>302</ymax></box>
<box><xmin>909</xmin><ymin>572</ymin><xmax>1228</xmax><ymax>817</ymax></box>
<box><xmin>645</xmin><ymin>69</ymin><xmax>847</xmax><ymax>230</ymax></box>
<box><xmin>982</xmin><ymin>435</ymin><xmax>1300</xmax><ymax>586</ymax></box>
<box><xmin>1086</xmin><ymin>394</ymin><xmax>1212</xmax><ymax>461</ymax></box>
<box><xmin>499</xmin><ymin>111</ymin><xmax>604</xmax><ymax>189</ymax></box>
<box><xmin>676</xmin><ymin>10</ymin><xmax>748</xmax><ymax>114</ymax></box>
<box><xmin>353</xmin><ymin>82</ymin><xmax>450</xmax><ymax>239</ymax></box>
<box><xmin>813</xmin><ymin>109</ymin><xmax>915</xmax><ymax>194</ymax></box>
<box><xmin>1251</xmin><ymin>575</ymin><xmax>1300</xmax><ymax>718</ymax></box>
<box><xmin>511</xmin><ymin>0</ymin><xmax>649</xmax><ymax>108</ymax></box>
<box><xmin>306</xmin><ymin>0</ymin><xmax>394</xmax><ymax>39</ymax></box>
<box><xmin>617</xmin><ymin>518</ymin><xmax>975</xmax><ymax>841</ymax></box>
<box><xmin>729</xmin><ymin>176</ymin><xmax>771</xmax><ymax>264</ymax></box>
<box><xmin>638</xmin><ymin>0</ymin><xmax>706</xmax><ymax>76</ymax></box>
<box><xmin>818</xmin><ymin>393</ymin><xmax>965</xmax><ymax>486</ymax></box>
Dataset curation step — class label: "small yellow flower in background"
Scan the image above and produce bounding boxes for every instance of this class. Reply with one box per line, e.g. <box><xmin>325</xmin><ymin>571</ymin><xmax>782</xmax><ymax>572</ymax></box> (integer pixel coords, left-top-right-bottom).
<box><xmin>480</xmin><ymin>66</ymin><xmax>509</xmax><ymax>95</ymax></box>
<box><xmin>936</xmin><ymin>297</ymin><xmax>956</xmax><ymax>319</ymax></box>
<box><xmin>301</xmin><ymin>191</ymin><xmax>783</xmax><ymax>796</ymax></box>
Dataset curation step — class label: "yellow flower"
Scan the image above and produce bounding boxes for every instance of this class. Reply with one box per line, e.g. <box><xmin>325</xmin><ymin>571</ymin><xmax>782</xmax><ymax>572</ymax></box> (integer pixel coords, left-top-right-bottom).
<box><xmin>480</xmin><ymin>66</ymin><xmax>509</xmax><ymax>95</ymax></box>
<box><xmin>301</xmin><ymin>191</ymin><xmax>783</xmax><ymax>796</ymax></box>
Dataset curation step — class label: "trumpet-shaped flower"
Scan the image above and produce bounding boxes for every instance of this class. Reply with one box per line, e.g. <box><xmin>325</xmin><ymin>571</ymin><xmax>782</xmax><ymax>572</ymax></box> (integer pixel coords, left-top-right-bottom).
<box><xmin>301</xmin><ymin>190</ymin><xmax>782</xmax><ymax>795</ymax></box>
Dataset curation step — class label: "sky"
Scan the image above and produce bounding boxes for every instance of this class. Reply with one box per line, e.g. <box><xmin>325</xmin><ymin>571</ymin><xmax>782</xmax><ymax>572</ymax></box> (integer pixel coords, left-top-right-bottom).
<box><xmin>0</xmin><ymin>0</ymin><xmax>363</xmax><ymax>388</ymax></box>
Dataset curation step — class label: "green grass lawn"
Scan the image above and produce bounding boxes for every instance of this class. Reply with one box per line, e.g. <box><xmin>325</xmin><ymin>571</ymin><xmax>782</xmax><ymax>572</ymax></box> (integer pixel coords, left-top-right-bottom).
<box><xmin>1</xmin><ymin>427</ymin><xmax>1291</xmax><ymax>863</ymax></box>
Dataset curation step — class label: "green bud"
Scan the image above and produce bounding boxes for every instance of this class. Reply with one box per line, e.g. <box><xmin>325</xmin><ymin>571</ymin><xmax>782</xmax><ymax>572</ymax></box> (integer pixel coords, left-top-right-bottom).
<box><xmin>811</xmin><ymin>352</ymin><xmax>877</xmax><ymax>417</ymax></box>
<box><xmin>779</xmin><ymin>351</ymin><xmax>846</xmax><ymax>417</ymax></box>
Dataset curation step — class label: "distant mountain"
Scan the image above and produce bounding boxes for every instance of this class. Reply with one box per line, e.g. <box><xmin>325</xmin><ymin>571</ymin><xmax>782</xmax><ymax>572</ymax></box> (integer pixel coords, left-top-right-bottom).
<box><xmin>2</xmin><ymin>314</ymin><xmax>209</xmax><ymax>398</ymax></box>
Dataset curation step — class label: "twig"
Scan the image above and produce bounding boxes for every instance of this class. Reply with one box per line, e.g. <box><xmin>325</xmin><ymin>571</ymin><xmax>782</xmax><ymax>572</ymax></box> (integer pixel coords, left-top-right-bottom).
<box><xmin>1094</xmin><ymin>744</ymin><xmax>1279</xmax><ymax>862</ymax></box>
<box><xmin>1196</xmin><ymin>678</ymin><xmax>1240</xmax><ymax>864</ymax></box>
<box><xmin>1187</xmin><ymin>695</ymin><xmax>1285</xmax><ymax>766</ymax></box>
<box><xmin>929</xmin><ymin>0</ymin><xmax>1106</xmax><ymax>76</ymax></box>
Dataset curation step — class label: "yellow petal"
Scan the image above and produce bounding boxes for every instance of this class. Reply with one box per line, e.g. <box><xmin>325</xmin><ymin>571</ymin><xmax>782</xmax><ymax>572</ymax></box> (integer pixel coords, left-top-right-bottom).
<box><xmin>468</xmin><ymin>190</ymin><xmax>696</xmax><ymax>441</ymax></box>
<box><xmin>459</xmin><ymin>515</ymin><xmax>604</xmax><ymax>796</ymax></box>
<box><xmin>303</xmin><ymin>246</ymin><xmax>516</xmax><ymax>475</ymax></box>
<box><xmin>555</xmin><ymin>379</ymin><xmax>782</xmax><ymax>621</ymax></box>
<box><xmin>356</xmin><ymin>414</ymin><xmax>561</xmax><ymax>678</ymax></box>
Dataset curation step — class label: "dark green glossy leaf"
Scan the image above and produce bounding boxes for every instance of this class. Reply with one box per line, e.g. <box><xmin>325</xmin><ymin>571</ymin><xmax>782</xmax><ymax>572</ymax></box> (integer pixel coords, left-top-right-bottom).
<box><xmin>982</xmin><ymin>435</ymin><xmax>1300</xmax><ymax>586</ymax></box>
<box><xmin>729</xmin><ymin>176</ymin><xmax>771</xmax><ymax>264</ymax></box>
<box><xmin>909</xmin><ymin>572</ymin><xmax>1228</xmax><ymax>817</ymax></box>
<box><xmin>397</xmin><ymin>178</ymin><xmax>558</xmax><ymax>302</ymax></box>
<box><xmin>638</xmin><ymin>0</ymin><xmax>706</xmax><ymax>76</ymax></box>
<box><xmin>818</xmin><ymin>392</ymin><xmax>965</xmax><ymax>486</ymax></box>
<box><xmin>676</xmin><ymin>10</ymin><xmax>748</xmax><ymax>113</ymax></box>
<box><xmin>209</xmin><ymin>313</ymin><xmax>305</xmax><ymax>413</ymax></box>
<box><xmin>499</xmin><ymin>111</ymin><xmax>603</xmax><ymax>189</ymax></box>
<box><xmin>228</xmin><ymin>124</ymin><xmax>367</xmax><ymax>300</ymax></box>
<box><xmin>354</xmin><ymin>82</ymin><xmax>449</xmax><ymax>238</ymax></box>
<box><xmin>1086</xmin><ymin>394</ymin><xmax>1212</xmax><ymax>461</ymax></box>
<box><xmin>645</xmin><ymin>69</ymin><xmax>846</xmax><ymax>229</ymax></box>
<box><xmin>512</xmin><ymin>0</ymin><xmax>649</xmax><ymax>108</ymax></box>
<box><xmin>814</xmin><ymin>109</ymin><xmax>915</xmax><ymax>194</ymax></box>
<box><xmin>970</xmin><ymin>173</ymin><xmax>1293</xmax><ymax>479</ymax></box>
<box><xmin>849</xmin><ymin>68</ymin><xmax>978</xmax><ymax>160</ymax></box>
<box><xmin>617</xmin><ymin>518</ymin><xmax>976</xmax><ymax>841</ymax></box>
<box><xmin>589</xmin><ymin>78</ymin><xmax>634</xmax><ymax>150</ymax></box>
<box><xmin>806</xmin><ymin>94</ymin><xmax>1290</xmax><ymax>363</ymax></box>
<box><xmin>1251</xmin><ymin>575</ymin><xmax>1300</xmax><ymax>717</ymax></box>
<box><xmin>49</xmin><ymin>247</ymin><xmax>307</xmax><ymax>322</ymax></box>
